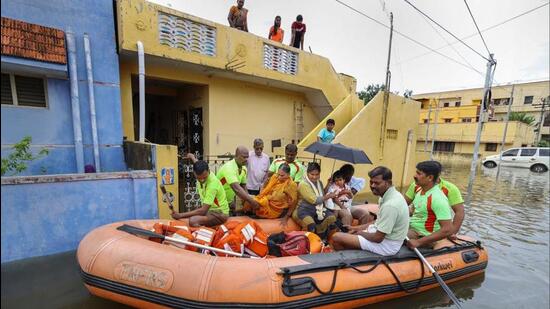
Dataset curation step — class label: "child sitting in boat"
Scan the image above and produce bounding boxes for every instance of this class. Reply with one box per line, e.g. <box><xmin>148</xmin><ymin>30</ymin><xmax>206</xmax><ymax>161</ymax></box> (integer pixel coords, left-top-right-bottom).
<box><xmin>325</xmin><ymin>170</ymin><xmax>354</xmax><ymax>226</ymax></box>
<box><xmin>242</xmin><ymin>164</ymin><xmax>298</xmax><ymax>223</ymax></box>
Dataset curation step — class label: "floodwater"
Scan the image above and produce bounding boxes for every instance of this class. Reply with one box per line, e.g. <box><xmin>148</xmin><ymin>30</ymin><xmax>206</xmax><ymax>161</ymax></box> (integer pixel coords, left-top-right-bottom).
<box><xmin>1</xmin><ymin>162</ymin><xmax>549</xmax><ymax>308</ymax></box>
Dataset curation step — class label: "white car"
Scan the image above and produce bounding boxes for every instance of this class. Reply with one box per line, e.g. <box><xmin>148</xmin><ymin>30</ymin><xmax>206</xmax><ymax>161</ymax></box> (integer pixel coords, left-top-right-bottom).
<box><xmin>482</xmin><ymin>147</ymin><xmax>550</xmax><ymax>173</ymax></box>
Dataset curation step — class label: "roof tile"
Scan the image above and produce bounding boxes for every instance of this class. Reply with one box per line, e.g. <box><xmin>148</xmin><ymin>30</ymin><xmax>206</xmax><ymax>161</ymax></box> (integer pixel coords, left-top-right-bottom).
<box><xmin>1</xmin><ymin>17</ymin><xmax>66</xmax><ymax>64</ymax></box>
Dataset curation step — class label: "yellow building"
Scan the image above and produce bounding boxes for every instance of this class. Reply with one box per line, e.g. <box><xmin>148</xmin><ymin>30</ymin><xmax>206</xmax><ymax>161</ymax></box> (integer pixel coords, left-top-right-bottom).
<box><xmin>116</xmin><ymin>0</ymin><xmax>427</xmax><ymax>209</ymax></box>
<box><xmin>413</xmin><ymin>80</ymin><xmax>548</xmax><ymax>157</ymax></box>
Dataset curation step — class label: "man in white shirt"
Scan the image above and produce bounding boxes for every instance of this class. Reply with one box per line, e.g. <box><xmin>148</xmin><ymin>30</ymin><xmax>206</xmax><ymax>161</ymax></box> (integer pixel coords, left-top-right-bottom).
<box><xmin>246</xmin><ymin>139</ymin><xmax>270</xmax><ymax>195</ymax></box>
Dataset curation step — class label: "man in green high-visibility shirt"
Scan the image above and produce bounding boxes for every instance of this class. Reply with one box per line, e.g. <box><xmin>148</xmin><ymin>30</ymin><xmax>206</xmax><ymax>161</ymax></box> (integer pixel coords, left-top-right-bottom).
<box><xmin>406</xmin><ymin>161</ymin><xmax>453</xmax><ymax>249</ymax></box>
<box><xmin>171</xmin><ymin>160</ymin><xmax>229</xmax><ymax>226</ymax></box>
<box><xmin>404</xmin><ymin>161</ymin><xmax>465</xmax><ymax>239</ymax></box>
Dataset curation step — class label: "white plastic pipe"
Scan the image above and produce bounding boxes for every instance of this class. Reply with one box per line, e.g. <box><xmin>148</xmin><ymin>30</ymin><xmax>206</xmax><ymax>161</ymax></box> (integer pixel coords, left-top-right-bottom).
<box><xmin>137</xmin><ymin>41</ymin><xmax>145</xmax><ymax>142</ymax></box>
<box><xmin>83</xmin><ymin>34</ymin><xmax>101</xmax><ymax>172</ymax></box>
<box><xmin>66</xmin><ymin>30</ymin><xmax>85</xmax><ymax>173</ymax></box>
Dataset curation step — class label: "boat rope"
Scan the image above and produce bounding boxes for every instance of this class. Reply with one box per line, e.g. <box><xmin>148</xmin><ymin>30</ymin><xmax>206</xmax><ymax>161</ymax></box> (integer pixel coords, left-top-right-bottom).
<box><xmin>381</xmin><ymin>258</ymin><xmax>425</xmax><ymax>293</ymax></box>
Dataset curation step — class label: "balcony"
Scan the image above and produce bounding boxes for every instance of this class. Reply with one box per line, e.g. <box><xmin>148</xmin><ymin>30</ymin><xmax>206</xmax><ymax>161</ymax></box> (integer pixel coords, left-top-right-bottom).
<box><xmin>116</xmin><ymin>0</ymin><xmax>350</xmax><ymax>109</ymax></box>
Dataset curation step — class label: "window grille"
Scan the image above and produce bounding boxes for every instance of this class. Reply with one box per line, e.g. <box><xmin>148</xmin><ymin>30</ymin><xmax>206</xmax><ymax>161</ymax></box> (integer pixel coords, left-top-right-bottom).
<box><xmin>263</xmin><ymin>43</ymin><xmax>298</xmax><ymax>75</ymax></box>
<box><xmin>158</xmin><ymin>13</ymin><xmax>216</xmax><ymax>57</ymax></box>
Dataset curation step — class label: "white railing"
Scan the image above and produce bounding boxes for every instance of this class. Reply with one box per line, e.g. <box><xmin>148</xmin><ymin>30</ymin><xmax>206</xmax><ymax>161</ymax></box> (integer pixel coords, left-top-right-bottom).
<box><xmin>158</xmin><ymin>12</ymin><xmax>216</xmax><ymax>57</ymax></box>
<box><xmin>263</xmin><ymin>43</ymin><xmax>298</xmax><ymax>75</ymax></box>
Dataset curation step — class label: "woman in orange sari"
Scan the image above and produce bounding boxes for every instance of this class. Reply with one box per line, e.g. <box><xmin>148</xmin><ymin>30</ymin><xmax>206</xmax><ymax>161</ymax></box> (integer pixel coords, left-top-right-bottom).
<box><xmin>243</xmin><ymin>164</ymin><xmax>298</xmax><ymax>221</ymax></box>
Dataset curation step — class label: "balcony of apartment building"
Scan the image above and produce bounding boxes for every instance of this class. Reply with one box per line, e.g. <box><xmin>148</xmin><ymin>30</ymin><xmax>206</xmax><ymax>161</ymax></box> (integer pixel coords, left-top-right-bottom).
<box><xmin>116</xmin><ymin>0</ymin><xmax>351</xmax><ymax>113</ymax></box>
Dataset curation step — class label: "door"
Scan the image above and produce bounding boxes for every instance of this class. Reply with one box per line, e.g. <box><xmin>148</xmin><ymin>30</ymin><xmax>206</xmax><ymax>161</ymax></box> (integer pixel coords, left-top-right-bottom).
<box><xmin>500</xmin><ymin>148</ymin><xmax>519</xmax><ymax>167</ymax></box>
<box><xmin>517</xmin><ymin>148</ymin><xmax>538</xmax><ymax>168</ymax></box>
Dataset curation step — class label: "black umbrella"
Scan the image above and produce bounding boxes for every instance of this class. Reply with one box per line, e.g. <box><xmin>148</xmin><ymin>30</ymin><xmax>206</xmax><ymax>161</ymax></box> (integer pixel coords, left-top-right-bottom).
<box><xmin>304</xmin><ymin>142</ymin><xmax>372</xmax><ymax>164</ymax></box>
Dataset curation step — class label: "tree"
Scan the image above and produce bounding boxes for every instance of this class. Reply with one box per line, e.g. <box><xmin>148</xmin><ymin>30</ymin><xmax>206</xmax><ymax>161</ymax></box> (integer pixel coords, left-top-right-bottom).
<box><xmin>508</xmin><ymin>112</ymin><xmax>536</xmax><ymax>126</ymax></box>
<box><xmin>1</xmin><ymin>136</ymin><xmax>49</xmax><ymax>176</ymax></box>
<box><xmin>357</xmin><ymin>83</ymin><xmax>413</xmax><ymax>105</ymax></box>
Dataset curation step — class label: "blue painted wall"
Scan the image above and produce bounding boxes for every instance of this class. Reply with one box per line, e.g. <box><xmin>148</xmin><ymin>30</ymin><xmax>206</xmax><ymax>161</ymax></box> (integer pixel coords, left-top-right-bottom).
<box><xmin>1</xmin><ymin>0</ymin><xmax>126</xmax><ymax>175</ymax></box>
<box><xmin>1</xmin><ymin>173</ymin><xmax>159</xmax><ymax>263</ymax></box>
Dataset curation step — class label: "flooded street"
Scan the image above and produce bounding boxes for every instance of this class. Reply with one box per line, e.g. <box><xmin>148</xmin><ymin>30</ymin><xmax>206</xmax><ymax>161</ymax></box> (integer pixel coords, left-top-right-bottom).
<box><xmin>2</xmin><ymin>162</ymin><xmax>549</xmax><ymax>308</ymax></box>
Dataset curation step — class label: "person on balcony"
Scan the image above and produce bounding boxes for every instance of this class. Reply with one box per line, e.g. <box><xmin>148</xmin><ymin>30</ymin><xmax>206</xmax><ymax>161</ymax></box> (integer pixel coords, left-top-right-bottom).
<box><xmin>246</xmin><ymin>138</ymin><xmax>270</xmax><ymax>196</ymax></box>
<box><xmin>268</xmin><ymin>16</ymin><xmax>284</xmax><ymax>43</ymax></box>
<box><xmin>265</xmin><ymin>143</ymin><xmax>305</xmax><ymax>184</ymax></box>
<box><xmin>228</xmin><ymin>0</ymin><xmax>248</xmax><ymax>32</ymax></box>
<box><xmin>242</xmin><ymin>164</ymin><xmax>298</xmax><ymax>222</ymax></box>
<box><xmin>290</xmin><ymin>15</ymin><xmax>306</xmax><ymax>50</ymax></box>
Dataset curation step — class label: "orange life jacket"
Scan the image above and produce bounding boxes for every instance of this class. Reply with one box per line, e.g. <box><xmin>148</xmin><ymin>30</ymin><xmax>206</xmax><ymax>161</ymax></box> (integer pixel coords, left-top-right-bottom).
<box><xmin>211</xmin><ymin>220</ymin><xmax>268</xmax><ymax>257</ymax></box>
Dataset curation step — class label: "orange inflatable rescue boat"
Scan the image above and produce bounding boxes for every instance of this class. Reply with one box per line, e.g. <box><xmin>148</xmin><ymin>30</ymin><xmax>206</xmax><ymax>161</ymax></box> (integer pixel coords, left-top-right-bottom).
<box><xmin>77</xmin><ymin>205</ymin><xmax>488</xmax><ymax>308</ymax></box>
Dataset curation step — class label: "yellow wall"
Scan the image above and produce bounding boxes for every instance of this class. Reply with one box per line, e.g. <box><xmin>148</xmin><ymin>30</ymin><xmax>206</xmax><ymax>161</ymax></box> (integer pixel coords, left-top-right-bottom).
<box><xmin>299</xmin><ymin>92</ymin><xmax>422</xmax><ymax>196</ymax></box>
<box><xmin>414</xmin><ymin>80</ymin><xmax>549</xmax><ymax>132</ymax></box>
<box><xmin>116</xmin><ymin>0</ymin><xmax>350</xmax><ymax>111</ymax></box>
<box><xmin>120</xmin><ymin>59</ymin><xmax>320</xmax><ymax>156</ymax></box>
<box><xmin>419</xmin><ymin>105</ymin><xmax>479</xmax><ymax>124</ymax></box>
<box><xmin>416</xmin><ymin>121</ymin><xmax>535</xmax><ymax>156</ymax></box>
<box><xmin>154</xmin><ymin>144</ymin><xmax>179</xmax><ymax>219</ymax></box>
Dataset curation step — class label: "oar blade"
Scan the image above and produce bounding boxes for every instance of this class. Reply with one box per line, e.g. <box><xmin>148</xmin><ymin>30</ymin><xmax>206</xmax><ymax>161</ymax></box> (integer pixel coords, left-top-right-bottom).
<box><xmin>433</xmin><ymin>272</ymin><xmax>463</xmax><ymax>309</ymax></box>
<box><xmin>117</xmin><ymin>224</ymin><xmax>165</xmax><ymax>241</ymax></box>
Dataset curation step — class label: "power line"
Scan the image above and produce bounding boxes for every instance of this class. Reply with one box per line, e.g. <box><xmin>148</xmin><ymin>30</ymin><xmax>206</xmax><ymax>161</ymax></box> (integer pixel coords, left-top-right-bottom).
<box><xmin>403</xmin><ymin>0</ymin><xmax>490</xmax><ymax>61</ymax></box>
<box><xmin>415</xmin><ymin>6</ymin><xmax>484</xmax><ymax>76</ymax></box>
<box><xmin>333</xmin><ymin>0</ymin><xmax>484</xmax><ymax>75</ymax></box>
<box><xmin>398</xmin><ymin>2</ymin><xmax>549</xmax><ymax>64</ymax></box>
<box><xmin>463</xmin><ymin>0</ymin><xmax>492</xmax><ymax>56</ymax></box>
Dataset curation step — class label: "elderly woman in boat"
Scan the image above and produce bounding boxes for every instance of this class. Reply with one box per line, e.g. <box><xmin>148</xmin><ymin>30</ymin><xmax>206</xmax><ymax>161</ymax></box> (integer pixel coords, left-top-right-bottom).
<box><xmin>243</xmin><ymin>164</ymin><xmax>298</xmax><ymax>222</ymax></box>
<box><xmin>292</xmin><ymin>162</ymin><xmax>339</xmax><ymax>239</ymax></box>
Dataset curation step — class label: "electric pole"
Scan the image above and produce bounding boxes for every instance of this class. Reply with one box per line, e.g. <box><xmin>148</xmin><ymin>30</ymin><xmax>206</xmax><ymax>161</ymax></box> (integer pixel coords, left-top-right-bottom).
<box><xmin>379</xmin><ymin>12</ymin><xmax>393</xmax><ymax>159</ymax></box>
<box><xmin>466</xmin><ymin>54</ymin><xmax>496</xmax><ymax>206</ymax></box>
<box><xmin>535</xmin><ymin>96</ymin><xmax>548</xmax><ymax>145</ymax></box>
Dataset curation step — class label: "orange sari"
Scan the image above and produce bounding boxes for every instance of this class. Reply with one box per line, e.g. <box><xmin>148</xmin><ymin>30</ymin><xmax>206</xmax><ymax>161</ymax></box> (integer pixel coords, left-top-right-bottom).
<box><xmin>244</xmin><ymin>174</ymin><xmax>298</xmax><ymax>219</ymax></box>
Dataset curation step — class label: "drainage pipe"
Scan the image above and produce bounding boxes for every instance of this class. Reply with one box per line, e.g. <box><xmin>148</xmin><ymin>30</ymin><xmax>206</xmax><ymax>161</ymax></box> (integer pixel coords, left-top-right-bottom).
<box><xmin>66</xmin><ymin>30</ymin><xmax>85</xmax><ymax>173</ymax></box>
<box><xmin>83</xmin><ymin>34</ymin><xmax>101</xmax><ymax>172</ymax></box>
<box><xmin>137</xmin><ymin>41</ymin><xmax>145</xmax><ymax>142</ymax></box>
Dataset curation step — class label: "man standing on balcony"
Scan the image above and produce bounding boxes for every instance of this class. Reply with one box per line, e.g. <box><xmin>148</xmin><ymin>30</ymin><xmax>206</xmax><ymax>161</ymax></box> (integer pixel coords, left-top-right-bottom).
<box><xmin>290</xmin><ymin>15</ymin><xmax>306</xmax><ymax>50</ymax></box>
<box><xmin>246</xmin><ymin>138</ymin><xmax>270</xmax><ymax>196</ymax></box>
<box><xmin>228</xmin><ymin>0</ymin><xmax>248</xmax><ymax>32</ymax></box>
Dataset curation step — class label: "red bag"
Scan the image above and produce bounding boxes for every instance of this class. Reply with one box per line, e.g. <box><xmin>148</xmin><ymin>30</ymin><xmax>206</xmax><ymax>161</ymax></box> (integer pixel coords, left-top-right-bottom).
<box><xmin>277</xmin><ymin>231</ymin><xmax>310</xmax><ymax>257</ymax></box>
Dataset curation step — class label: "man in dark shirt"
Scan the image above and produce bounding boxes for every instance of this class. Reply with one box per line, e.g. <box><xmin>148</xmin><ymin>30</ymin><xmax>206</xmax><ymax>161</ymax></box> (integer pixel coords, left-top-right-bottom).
<box><xmin>290</xmin><ymin>15</ymin><xmax>306</xmax><ymax>50</ymax></box>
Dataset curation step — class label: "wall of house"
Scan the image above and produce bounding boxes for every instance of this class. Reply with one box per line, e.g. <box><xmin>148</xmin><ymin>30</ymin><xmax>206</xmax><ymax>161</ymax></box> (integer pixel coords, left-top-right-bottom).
<box><xmin>416</xmin><ymin>121</ymin><xmax>535</xmax><ymax>156</ymax></box>
<box><xmin>1</xmin><ymin>171</ymin><xmax>158</xmax><ymax>263</ymax></box>
<box><xmin>1</xmin><ymin>0</ymin><xmax>126</xmax><ymax>175</ymax></box>
<box><xmin>119</xmin><ymin>59</ymin><xmax>320</xmax><ymax>156</ymax></box>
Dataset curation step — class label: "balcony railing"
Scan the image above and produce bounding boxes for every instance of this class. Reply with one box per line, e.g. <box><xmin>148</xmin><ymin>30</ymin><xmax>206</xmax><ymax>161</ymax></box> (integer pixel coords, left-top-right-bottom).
<box><xmin>263</xmin><ymin>43</ymin><xmax>298</xmax><ymax>75</ymax></box>
<box><xmin>158</xmin><ymin>12</ymin><xmax>216</xmax><ymax>57</ymax></box>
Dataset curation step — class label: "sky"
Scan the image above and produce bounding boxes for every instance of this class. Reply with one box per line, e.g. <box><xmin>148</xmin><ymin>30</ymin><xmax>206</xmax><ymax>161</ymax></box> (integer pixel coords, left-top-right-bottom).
<box><xmin>148</xmin><ymin>0</ymin><xmax>549</xmax><ymax>95</ymax></box>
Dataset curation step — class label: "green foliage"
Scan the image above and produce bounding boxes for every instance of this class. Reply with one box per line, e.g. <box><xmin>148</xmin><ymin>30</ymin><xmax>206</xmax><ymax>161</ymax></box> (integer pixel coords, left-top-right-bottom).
<box><xmin>357</xmin><ymin>83</ymin><xmax>413</xmax><ymax>105</ymax></box>
<box><xmin>508</xmin><ymin>112</ymin><xmax>536</xmax><ymax>126</ymax></box>
<box><xmin>537</xmin><ymin>140</ymin><xmax>550</xmax><ymax>147</ymax></box>
<box><xmin>1</xmin><ymin>136</ymin><xmax>49</xmax><ymax>176</ymax></box>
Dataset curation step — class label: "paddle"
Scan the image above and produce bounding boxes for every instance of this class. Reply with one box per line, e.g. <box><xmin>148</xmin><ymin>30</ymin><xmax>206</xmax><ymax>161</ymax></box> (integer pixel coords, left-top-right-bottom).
<box><xmin>406</xmin><ymin>236</ymin><xmax>463</xmax><ymax>308</ymax></box>
<box><xmin>117</xmin><ymin>224</ymin><xmax>256</xmax><ymax>258</ymax></box>
<box><xmin>159</xmin><ymin>184</ymin><xmax>174</xmax><ymax>211</ymax></box>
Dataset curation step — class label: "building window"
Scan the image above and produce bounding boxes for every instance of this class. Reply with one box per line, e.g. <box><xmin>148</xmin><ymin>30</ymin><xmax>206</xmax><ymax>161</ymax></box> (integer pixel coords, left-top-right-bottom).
<box><xmin>543</xmin><ymin>112</ymin><xmax>550</xmax><ymax>127</ymax></box>
<box><xmin>1</xmin><ymin>73</ymin><xmax>47</xmax><ymax>107</ymax></box>
<box><xmin>501</xmin><ymin>98</ymin><xmax>510</xmax><ymax>105</ymax></box>
<box><xmin>492</xmin><ymin>98</ymin><xmax>501</xmax><ymax>105</ymax></box>
<box><xmin>524</xmin><ymin>96</ymin><xmax>533</xmax><ymax>105</ymax></box>
<box><xmin>423</xmin><ymin>119</ymin><xmax>428</xmax><ymax>123</ymax></box>
<box><xmin>433</xmin><ymin>141</ymin><xmax>455</xmax><ymax>152</ymax></box>
<box><xmin>386</xmin><ymin>129</ymin><xmax>398</xmax><ymax>140</ymax></box>
<box><xmin>455</xmin><ymin>101</ymin><xmax>461</xmax><ymax>107</ymax></box>
<box><xmin>443</xmin><ymin>102</ymin><xmax>449</xmax><ymax>107</ymax></box>
<box><xmin>461</xmin><ymin>118</ymin><xmax>472</xmax><ymax>123</ymax></box>
<box><xmin>444</xmin><ymin>118</ymin><xmax>452</xmax><ymax>123</ymax></box>
<box><xmin>485</xmin><ymin>143</ymin><xmax>497</xmax><ymax>151</ymax></box>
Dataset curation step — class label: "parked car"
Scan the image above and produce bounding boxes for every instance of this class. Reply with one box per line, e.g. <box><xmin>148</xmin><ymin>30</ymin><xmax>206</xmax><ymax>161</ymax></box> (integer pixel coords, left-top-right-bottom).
<box><xmin>482</xmin><ymin>147</ymin><xmax>550</xmax><ymax>173</ymax></box>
